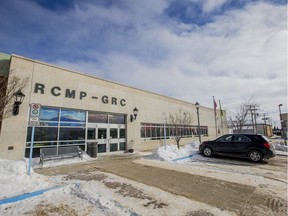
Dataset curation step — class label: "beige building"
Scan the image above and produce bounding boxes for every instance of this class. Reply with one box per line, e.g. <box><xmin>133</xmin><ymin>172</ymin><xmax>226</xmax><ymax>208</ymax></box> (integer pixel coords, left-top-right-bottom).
<box><xmin>0</xmin><ymin>53</ymin><xmax>228</xmax><ymax>160</ymax></box>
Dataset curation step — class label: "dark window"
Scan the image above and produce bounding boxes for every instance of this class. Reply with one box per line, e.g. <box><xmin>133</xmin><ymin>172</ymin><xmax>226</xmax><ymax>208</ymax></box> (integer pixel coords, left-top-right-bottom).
<box><xmin>110</xmin><ymin>143</ymin><xmax>118</xmax><ymax>152</ymax></box>
<box><xmin>59</xmin><ymin>128</ymin><xmax>85</xmax><ymax>141</ymax></box>
<box><xmin>98</xmin><ymin>144</ymin><xmax>106</xmax><ymax>153</ymax></box>
<box><xmin>233</xmin><ymin>135</ymin><xmax>250</xmax><ymax>142</ymax></box>
<box><xmin>26</xmin><ymin>127</ymin><xmax>58</xmax><ymax>142</ymax></box>
<box><xmin>218</xmin><ymin>135</ymin><xmax>233</xmax><ymax>142</ymax></box>
<box><xmin>110</xmin><ymin>128</ymin><xmax>118</xmax><ymax>139</ymax></box>
<box><xmin>87</xmin><ymin>128</ymin><xmax>96</xmax><ymax>139</ymax></box>
<box><xmin>120</xmin><ymin>129</ymin><xmax>126</xmax><ymax>138</ymax></box>
<box><xmin>120</xmin><ymin>142</ymin><xmax>126</xmax><ymax>150</ymax></box>
<box><xmin>98</xmin><ymin>128</ymin><xmax>107</xmax><ymax>139</ymax></box>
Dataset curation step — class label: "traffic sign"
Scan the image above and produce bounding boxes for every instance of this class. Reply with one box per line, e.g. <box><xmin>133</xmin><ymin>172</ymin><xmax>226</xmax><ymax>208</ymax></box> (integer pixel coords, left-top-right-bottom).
<box><xmin>30</xmin><ymin>103</ymin><xmax>41</xmax><ymax>117</ymax></box>
<box><xmin>28</xmin><ymin>117</ymin><xmax>40</xmax><ymax>126</ymax></box>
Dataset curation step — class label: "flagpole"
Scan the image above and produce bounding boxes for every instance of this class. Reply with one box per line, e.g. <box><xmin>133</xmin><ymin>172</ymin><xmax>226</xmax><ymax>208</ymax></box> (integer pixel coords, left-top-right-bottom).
<box><xmin>213</xmin><ymin>96</ymin><xmax>218</xmax><ymax>138</ymax></box>
<box><xmin>219</xmin><ymin>100</ymin><xmax>224</xmax><ymax>135</ymax></box>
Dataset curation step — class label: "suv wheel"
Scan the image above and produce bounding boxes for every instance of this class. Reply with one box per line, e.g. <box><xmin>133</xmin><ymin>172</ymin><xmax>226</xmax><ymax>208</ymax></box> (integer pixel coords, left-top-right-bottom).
<box><xmin>248</xmin><ymin>150</ymin><xmax>263</xmax><ymax>162</ymax></box>
<box><xmin>203</xmin><ymin>147</ymin><xmax>213</xmax><ymax>157</ymax></box>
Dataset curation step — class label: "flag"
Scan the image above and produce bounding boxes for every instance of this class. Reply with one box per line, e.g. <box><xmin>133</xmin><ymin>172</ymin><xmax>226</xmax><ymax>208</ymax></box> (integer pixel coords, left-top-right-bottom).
<box><xmin>219</xmin><ymin>100</ymin><xmax>223</xmax><ymax>116</ymax></box>
<box><xmin>213</xmin><ymin>96</ymin><xmax>218</xmax><ymax>137</ymax></box>
<box><xmin>213</xmin><ymin>98</ymin><xmax>217</xmax><ymax>110</ymax></box>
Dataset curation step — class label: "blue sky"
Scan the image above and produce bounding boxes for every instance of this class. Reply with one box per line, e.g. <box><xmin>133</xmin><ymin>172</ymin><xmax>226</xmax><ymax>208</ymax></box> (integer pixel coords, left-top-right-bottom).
<box><xmin>0</xmin><ymin>0</ymin><xmax>287</xmax><ymax>126</ymax></box>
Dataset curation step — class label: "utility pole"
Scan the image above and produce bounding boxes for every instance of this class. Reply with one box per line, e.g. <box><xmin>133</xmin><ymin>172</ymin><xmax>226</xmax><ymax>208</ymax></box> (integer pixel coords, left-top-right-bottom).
<box><xmin>247</xmin><ymin>104</ymin><xmax>259</xmax><ymax>134</ymax></box>
<box><xmin>262</xmin><ymin>113</ymin><xmax>269</xmax><ymax>136</ymax></box>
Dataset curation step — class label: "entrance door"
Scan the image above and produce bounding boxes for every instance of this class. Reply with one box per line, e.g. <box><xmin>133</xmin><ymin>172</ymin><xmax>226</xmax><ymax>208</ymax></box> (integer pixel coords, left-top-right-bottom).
<box><xmin>86</xmin><ymin>122</ymin><xmax>126</xmax><ymax>154</ymax></box>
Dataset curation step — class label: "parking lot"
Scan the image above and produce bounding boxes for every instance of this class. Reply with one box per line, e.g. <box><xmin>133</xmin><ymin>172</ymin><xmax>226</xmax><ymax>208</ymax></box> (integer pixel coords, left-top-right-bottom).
<box><xmin>36</xmin><ymin>152</ymin><xmax>287</xmax><ymax>215</ymax></box>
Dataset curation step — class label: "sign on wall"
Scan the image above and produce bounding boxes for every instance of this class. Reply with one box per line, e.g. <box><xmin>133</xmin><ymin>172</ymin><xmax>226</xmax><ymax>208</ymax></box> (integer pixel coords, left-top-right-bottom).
<box><xmin>28</xmin><ymin>103</ymin><xmax>41</xmax><ymax>126</ymax></box>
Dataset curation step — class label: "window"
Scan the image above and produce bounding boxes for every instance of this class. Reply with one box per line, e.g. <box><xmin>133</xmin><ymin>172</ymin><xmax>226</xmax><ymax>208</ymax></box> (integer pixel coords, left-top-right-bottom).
<box><xmin>98</xmin><ymin>128</ymin><xmax>107</xmax><ymax>139</ymax></box>
<box><xmin>110</xmin><ymin>128</ymin><xmax>118</xmax><ymax>139</ymax></box>
<box><xmin>87</xmin><ymin>128</ymin><xmax>96</xmax><ymax>139</ymax></box>
<box><xmin>218</xmin><ymin>135</ymin><xmax>233</xmax><ymax>142</ymax></box>
<box><xmin>233</xmin><ymin>135</ymin><xmax>250</xmax><ymax>142</ymax></box>
<box><xmin>140</xmin><ymin>123</ymin><xmax>208</xmax><ymax>140</ymax></box>
<box><xmin>120</xmin><ymin>129</ymin><xmax>126</xmax><ymax>138</ymax></box>
<box><xmin>109</xmin><ymin>114</ymin><xmax>125</xmax><ymax>124</ymax></box>
<box><xmin>59</xmin><ymin>128</ymin><xmax>85</xmax><ymax>141</ymax></box>
<box><xmin>88</xmin><ymin>111</ymin><xmax>107</xmax><ymax>123</ymax></box>
<box><xmin>26</xmin><ymin>127</ymin><xmax>58</xmax><ymax>142</ymax></box>
<box><xmin>26</xmin><ymin>107</ymin><xmax>86</xmax><ymax>152</ymax></box>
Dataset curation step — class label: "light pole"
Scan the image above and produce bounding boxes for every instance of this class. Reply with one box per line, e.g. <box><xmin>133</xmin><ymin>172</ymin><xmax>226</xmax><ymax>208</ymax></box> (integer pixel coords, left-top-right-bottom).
<box><xmin>278</xmin><ymin>104</ymin><xmax>287</xmax><ymax>145</ymax></box>
<box><xmin>163</xmin><ymin>113</ymin><xmax>167</xmax><ymax>150</ymax></box>
<box><xmin>195</xmin><ymin>102</ymin><xmax>201</xmax><ymax>144</ymax></box>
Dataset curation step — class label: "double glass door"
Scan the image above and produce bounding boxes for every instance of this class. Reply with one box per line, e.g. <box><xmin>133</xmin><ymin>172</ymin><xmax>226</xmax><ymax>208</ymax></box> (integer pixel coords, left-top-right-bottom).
<box><xmin>87</xmin><ymin>123</ymin><xmax>126</xmax><ymax>153</ymax></box>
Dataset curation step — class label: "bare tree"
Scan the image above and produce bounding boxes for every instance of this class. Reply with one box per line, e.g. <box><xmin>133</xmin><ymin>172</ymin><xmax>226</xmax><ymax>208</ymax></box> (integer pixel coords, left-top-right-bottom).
<box><xmin>228</xmin><ymin>98</ymin><xmax>259</xmax><ymax>133</ymax></box>
<box><xmin>0</xmin><ymin>71</ymin><xmax>29</xmax><ymax>122</ymax></box>
<box><xmin>169</xmin><ymin>107</ymin><xmax>193</xmax><ymax>149</ymax></box>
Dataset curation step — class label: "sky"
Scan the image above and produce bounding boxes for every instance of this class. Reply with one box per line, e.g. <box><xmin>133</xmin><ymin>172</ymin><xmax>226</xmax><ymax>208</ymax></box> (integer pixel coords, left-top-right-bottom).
<box><xmin>0</xmin><ymin>0</ymin><xmax>287</xmax><ymax>126</ymax></box>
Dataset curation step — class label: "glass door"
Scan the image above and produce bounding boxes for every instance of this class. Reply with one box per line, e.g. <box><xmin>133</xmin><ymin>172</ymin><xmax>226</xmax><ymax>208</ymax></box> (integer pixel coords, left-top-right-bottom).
<box><xmin>86</xmin><ymin>112</ymin><xmax>126</xmax><ymax>154</ymax></box>
<box><xmin>97</xmin><ymin>126</ymin><xmax>107</xmax><ymax>153</ymax></box>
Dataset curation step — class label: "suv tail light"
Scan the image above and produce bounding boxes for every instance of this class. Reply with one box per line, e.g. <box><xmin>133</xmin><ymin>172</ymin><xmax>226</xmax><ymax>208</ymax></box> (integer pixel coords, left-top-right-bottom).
<box><xmin>263</xmin><ymin>142</ymin><xmax>270</xmax><ymax>149</ymax></box>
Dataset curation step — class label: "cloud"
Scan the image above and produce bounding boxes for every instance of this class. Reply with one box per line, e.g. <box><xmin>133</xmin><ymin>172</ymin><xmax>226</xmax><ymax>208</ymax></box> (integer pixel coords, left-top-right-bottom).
<box><xmin>0</xmin><ymin>0</ymin><xmax>286</xmax><ymax>125</ymax></box>
<box><xmin>202</xmin><ymin>0</ymin><xmax>230</xmax><ymax>13</ymax></box>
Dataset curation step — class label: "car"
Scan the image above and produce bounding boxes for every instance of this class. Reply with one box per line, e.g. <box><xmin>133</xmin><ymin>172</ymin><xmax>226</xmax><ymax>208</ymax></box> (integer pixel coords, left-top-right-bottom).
<box><xmin>199</xmin><ymin>134</ymin><xmax>276</xmax><ymax>162</ymax></box>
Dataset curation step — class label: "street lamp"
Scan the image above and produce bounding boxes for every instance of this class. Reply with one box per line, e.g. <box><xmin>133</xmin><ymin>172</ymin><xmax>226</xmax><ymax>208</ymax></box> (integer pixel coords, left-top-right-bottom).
<box><xmin>163</xmin><ymin>113</ymin><xmax>167</xmax><ymax>150</ymax></box>
<box><xmin>278</xmin><ymin>104</ymin><xmax>287</xmax><ymax>145</ymax></box>
<box><xmin>12</xmin><ymin>90</ymin><xmax>25</xmax><ymax>116</ymax></box>
<box><xmin>130</xmin><ymin>107</ymin><xmax>139</xmax><ymax>122</ymax></box>
<box><xmin>195</xmin><ymin>102</ymin><xmax>201</xmax><ymax>144</ymax></box>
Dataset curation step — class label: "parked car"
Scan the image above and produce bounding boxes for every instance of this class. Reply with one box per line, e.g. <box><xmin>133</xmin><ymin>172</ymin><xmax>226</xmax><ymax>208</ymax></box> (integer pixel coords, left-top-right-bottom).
<box><xmin>199</xmin><ymin>134</ymin><xmax>276</xmax><ymax>162</ymax></box>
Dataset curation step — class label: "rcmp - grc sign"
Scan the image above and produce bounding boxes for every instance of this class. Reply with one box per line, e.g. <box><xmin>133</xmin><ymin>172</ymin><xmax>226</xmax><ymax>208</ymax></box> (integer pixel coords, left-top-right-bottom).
<box><xmin>29</xmin><ymin>103</ymin><xmax>41</xmax><ymax>126</ymax></box>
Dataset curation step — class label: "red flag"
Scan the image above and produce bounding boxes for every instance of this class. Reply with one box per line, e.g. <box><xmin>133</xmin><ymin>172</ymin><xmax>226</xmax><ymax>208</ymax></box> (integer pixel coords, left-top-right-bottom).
<box><xmin>214</xmin><ymin>98</ymin><xmax>217</xmax><ymax>109</ymax></box>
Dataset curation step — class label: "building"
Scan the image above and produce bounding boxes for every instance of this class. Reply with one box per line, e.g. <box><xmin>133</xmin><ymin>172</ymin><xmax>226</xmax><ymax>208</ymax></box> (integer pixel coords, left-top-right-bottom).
<box><xmin>232</xmin><ymin>124</ymin><xmax>273</xmax><ymax>137</ymax></box>
<box><xmin>0</xmin><ymin>53</ymin><xmax>228</xmax><ymax>160</ymax></box>
<box><xmin>280</xmin><ymin>113</ymin><xmax>287</xmax><ymax>139</ymax></box>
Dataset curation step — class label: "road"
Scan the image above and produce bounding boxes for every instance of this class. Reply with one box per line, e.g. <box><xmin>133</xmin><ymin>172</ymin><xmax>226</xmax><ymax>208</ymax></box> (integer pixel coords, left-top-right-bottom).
<box><xmin>35</xmin><ymin>154</ymin><xmax>287</xmax><ymax>215</ymax></box>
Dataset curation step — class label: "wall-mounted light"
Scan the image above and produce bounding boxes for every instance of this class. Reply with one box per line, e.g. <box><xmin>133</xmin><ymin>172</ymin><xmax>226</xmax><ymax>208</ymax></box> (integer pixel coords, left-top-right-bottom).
<box><xmin>12</xmin><ymin>90</ymin><xmax>25</xmax><ymax>116</ymax></box>
<box><xmin>130</xmin><ymin>107</ymin><xmax>139</xmax><ymax>122</ymax></box>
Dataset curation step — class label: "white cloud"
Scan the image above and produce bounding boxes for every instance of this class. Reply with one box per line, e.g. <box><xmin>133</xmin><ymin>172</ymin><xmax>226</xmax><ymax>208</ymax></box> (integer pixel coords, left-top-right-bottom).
<box><xmin>1</xmin><ymin>0</ymin><xmax>286</xmax><ymax>125</ymax></box>
<box><xmin>202</xmin><ymin>0</ymin><xmax>230</xmax><ymax>13</ymax></box>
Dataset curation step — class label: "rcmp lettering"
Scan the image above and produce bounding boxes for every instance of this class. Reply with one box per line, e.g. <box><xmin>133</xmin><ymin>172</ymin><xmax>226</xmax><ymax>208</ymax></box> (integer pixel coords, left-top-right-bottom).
<box><xmin>34</xmin><ymin>83</ymin><xmax>126</xmax><ymax>106</ymax></box>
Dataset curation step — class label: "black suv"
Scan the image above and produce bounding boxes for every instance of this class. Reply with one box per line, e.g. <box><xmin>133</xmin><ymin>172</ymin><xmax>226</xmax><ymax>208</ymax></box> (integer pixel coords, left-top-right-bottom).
<box><xmin>199</xmin><ymin>134</ymin><xmax>276</xmax><ymax>162</ymax></box>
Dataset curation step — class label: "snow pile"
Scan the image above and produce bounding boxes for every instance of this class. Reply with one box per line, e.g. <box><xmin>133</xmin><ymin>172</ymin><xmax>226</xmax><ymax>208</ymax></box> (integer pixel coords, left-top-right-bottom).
<box><xmin>148</xmin><ymin>142</ymin><xmax>203</xmax><ymax>163</ymax></box>
<box><xmin>0</xmin><ymin>159</ymin><xmax>52</xmax><ymax>199</ymax></box>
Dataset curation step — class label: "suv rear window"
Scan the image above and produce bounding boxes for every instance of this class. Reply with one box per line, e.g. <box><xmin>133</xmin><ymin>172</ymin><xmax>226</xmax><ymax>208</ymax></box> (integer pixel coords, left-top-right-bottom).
<box><xmin>261</xmin><ymin>135</ymin><xmax>269</xmax><ymax>142</ymax></box>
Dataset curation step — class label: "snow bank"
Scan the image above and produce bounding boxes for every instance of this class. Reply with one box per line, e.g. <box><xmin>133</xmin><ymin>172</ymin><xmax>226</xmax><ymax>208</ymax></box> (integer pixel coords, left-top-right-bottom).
<box><xmin>147</xmin><ymin>142</ymin><xmax>204</xmax><ymax>163</ymax></box>
<box><xmin>0</xmin><ymin>159</ymin><xmax>52</xmax><ymax>199</ymax></box>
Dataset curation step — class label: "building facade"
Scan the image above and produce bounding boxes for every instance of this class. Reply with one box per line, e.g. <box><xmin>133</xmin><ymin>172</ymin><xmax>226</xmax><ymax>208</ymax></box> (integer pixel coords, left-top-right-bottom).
<box><xmin>0</xmin><ymin>53</ymin><xmax>228</xmax><ymax>160</ymax></box>
<box><xmin>280</xmin><ymin>113</ymin><xmax>287</xmax><ymax>139</ymax></box>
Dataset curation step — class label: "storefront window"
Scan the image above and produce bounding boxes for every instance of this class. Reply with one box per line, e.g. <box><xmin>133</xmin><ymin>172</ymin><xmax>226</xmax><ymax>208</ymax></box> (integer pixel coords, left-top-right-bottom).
<box><xmin>87</xmin><ymin>128</ymin><xmax>96</xmax><ymax>139</ymax></box>
<box><xmin>59</xmin><ymin>128</ymin><xmax>85</xmax><ymax>141</ymax></box>
<box><xmin>110</xmin><ymin>143</ymin><xmax>118</xmax><ymax>152</ymax></box>
<box><xmin>110</xmin><ymin>128</ymin><xmax>118</xmax><ymax>139</ymax></box>
<box><xmin>120</xmin><ymin>129</ymin><xmax>126</xmax><ymax>138</ymax></box>
<box><xmin>88</xmin><ymin>111</ymin><xmax>107</xmax><ymax>123</ymax></box>
<box><xmin>109</xmin><ymin>114</ymin><xmax>125</xmax><ymax>124</ymax></box>
<box><xmin>98</xmin><ymin>128</ymin><xmax>107</xmax><ymax>139</ymax></box>
<box><xmin>140</xmin><ymin>123</ymin><xmax>208</xmax><ymax>140</ymax></box>
<box><xmin>26</xmin><ymin>106</ymin><xmax>126</xmax><ymax>157</ymax></box>
<box><xmin>40</xmin><ymin>107</ymin><xmax>59</xmax><ymax>121</ymax></box>
<box><xmin>26</xmin><ymin>127</ymin><xmax>58</xmax><ymax>142</ymax></box>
